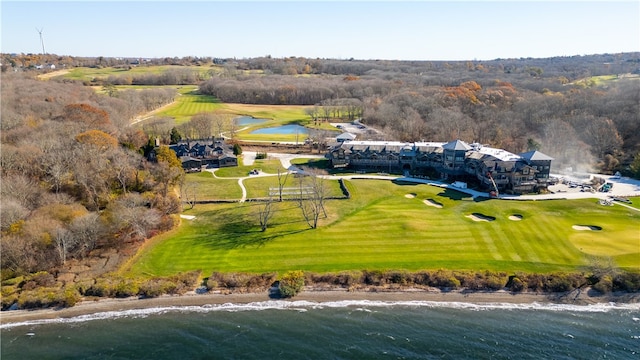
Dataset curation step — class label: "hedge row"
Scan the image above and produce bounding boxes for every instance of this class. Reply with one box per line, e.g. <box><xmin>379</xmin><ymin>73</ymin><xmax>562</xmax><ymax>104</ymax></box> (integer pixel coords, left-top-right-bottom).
<box><xmin>82</xmin><ymin>271</ymin><xmax>202</xmax><ymax>298</ymax></box>
<box><xmin>205</xmin><ymin>269</ymin><xmax>640</xmax><ymax>294</ymax></box>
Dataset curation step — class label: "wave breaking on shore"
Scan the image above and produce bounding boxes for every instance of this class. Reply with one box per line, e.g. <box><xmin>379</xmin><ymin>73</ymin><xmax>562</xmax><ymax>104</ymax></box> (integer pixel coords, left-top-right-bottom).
<box><xmin>3</xmin><ymin>299</ymin><xmax>638</xmax><ymax>330</ymax></box>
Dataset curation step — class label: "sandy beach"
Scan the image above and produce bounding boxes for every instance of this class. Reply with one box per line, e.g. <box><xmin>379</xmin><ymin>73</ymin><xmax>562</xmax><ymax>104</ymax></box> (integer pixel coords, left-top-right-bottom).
<box><xmin>2</xmin><ymin>287</ymin><xmax>638</xmax><ymax>325</ymax></box>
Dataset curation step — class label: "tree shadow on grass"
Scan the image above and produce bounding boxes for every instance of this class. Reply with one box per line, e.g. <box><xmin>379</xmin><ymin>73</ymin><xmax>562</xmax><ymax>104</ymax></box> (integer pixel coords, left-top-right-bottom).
<box><xmin>437</xmin><ymin>188</ymin><xmax>473</xmax><ymax>201</ymax></box>
<box><xmin>392</xmin><ymin>179</ymin><xmax>419</xmax><ymax>186</ymax></box>
<box><xmin>204</xmin><ymin>207</ymin><xmax>309</xmax><ymax>250</ymax></box>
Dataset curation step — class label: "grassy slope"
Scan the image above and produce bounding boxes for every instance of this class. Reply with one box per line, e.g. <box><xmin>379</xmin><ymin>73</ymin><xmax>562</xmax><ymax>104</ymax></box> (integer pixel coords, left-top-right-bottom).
<box><xmin>126</xmin><ymin>180</ymin><xmax>640</xmax><ymax>277</ymax></box>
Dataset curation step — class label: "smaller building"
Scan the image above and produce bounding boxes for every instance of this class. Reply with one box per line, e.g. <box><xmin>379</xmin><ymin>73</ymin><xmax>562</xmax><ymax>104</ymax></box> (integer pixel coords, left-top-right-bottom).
<box><xmin>150</xmin><ymin>139</ymin><xmax>238</xmax><ymax>170</ymax></box>
<box><xmin>336</xmin><ymin>132</ymin><xmax>357</xmax><ymax>143</ymax></box>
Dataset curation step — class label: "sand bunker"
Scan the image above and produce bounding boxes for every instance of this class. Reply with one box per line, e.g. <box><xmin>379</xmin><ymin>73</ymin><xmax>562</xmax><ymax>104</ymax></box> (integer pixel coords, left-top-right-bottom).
<box><xmin>405</xmin><ymin>193</ymin><xmax>416</xmax><ymax>198</ymax></box>
<box><xmin>180</xmin><ymin>215</ymin><xmax>196</xmax><ymax>220</ymax></box>
<box><xmin>572</xmin><ymin>225</ymin><xmax>602</xmax><ymax>231</ymax></box>
<box><xmin>508</xmin><ymin>214</ymin><xmax>523</xmax><ymax>221</ymax></box>
<box><xmin>466</xmin><ymin>213</ymin><xmax>496</xmax><ymax>222</ymax></box>
<box><xmin>423</xmin><ymin>199</ymin><xmax>443</xmax><ymax>208</ymax></box>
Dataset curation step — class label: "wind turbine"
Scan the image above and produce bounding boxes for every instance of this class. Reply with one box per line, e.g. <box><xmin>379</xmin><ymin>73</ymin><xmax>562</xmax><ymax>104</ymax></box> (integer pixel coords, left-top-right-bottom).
<box><xmin>36</xmin><ymin>27</ymin><xmax>46</xmax><ymax>54</ymax></box>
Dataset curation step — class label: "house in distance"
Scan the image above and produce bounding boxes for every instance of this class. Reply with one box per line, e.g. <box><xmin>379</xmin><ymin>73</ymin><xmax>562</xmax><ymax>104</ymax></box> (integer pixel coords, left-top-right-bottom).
<box><xmin>151</xmin><ymin>139</ymin><xmax>238</xmax><ymax>172</ymax></box>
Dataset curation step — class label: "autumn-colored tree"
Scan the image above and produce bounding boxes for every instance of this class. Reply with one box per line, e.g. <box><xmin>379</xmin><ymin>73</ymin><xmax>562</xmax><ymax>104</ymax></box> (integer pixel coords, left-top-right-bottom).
<box><xmin>153</xmin><ymin>146</ymin><xmax>183</xmax><ymax>197</ymax></box>
<box><xmin>62</xmin><ymin>103</ymin><xmax>111</xmax><ymax>128</ymax></box>
<box><xmin>75</xmin><ymin>130</ymin><xmax>119</xmax><ymax>150</ymax></box>
<box><xmin>155</xmin><ymin>146</ymin><xmax>182</xmax><ymax>168</ymax></box>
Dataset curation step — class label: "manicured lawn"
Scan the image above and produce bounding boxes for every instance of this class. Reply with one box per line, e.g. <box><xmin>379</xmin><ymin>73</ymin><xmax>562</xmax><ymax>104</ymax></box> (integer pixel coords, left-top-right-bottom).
<box><xmin>153</xmin><ymin>91</ymin><xmax>313</xmax><ymax>130</ymax></box>
<box><xmin>156</xmin><ymin>89</ymin><xmax>225</xmax><ymax>123</ymax></box>
<box><xmin>214</xmin><ymin>159</ymin><xmax>286</xmax><ymax>178</ymax></box>
<box><xmin>243</xmin><ymin>175</ymin><xmax>345</xmax><ymax>199</ymax></box>
<box><xmin>125</xmin><ymin>180</ymin><xmax>640</xmax><ymax>277</ymax></box>
<box><xmin>183</xmin><ymin>171</ymin><xmax>242</xmax><ymax>200</ymax></box>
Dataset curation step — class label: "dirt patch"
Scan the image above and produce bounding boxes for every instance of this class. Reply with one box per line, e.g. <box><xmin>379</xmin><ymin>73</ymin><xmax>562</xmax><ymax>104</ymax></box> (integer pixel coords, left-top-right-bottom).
<box><xmin>466</xmin><ymin>213</ymin><xmax>496</xmax><ymax>222</ymax></box>
<box><xmin>37</xmin><ymin>69</ymin><xmax>70</xmax><ymax>80</ymax></box>
<box><xmin>572</xmin><ymin>225</ymin><xmax>602</xmax><ymax>231</ymax></box>
<box><xmin>405</xmin><ymin>193</ymin><xmax>416</xmax><ymax>199</ymax></box>
<box><xmin>423</xmin><ymin>199</ymin><xmax>443</xmax><ymax>208</ymax></box>
<box><xmin>508</xmin><ymin>214</ymin><xmax>523</xmax><ymax>221</ymax></box>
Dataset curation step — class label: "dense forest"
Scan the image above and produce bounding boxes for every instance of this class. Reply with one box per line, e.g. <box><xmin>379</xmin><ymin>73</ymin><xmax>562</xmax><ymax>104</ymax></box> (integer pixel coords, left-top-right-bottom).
<box><xmin>197</xmin><ymin>54</ymin><xmax>640</xmax><ymax>174</ymax></box>
<box><xmin>1</xmin><ymin>52</ymin><xmax>639</xmax><ymax>306</ymax></box>
<box><xmin>0</xmin><ymin>72</ymin><xmax>182</xmax><ymax>279</ymax></box>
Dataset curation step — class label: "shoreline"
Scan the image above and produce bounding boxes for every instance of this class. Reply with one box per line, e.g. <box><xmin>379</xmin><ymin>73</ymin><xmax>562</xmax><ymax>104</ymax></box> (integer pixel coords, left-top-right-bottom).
<box><xmin>2</xmin><ymin>287</ymin><xmax>638</xmax><ymax>326</ymax></box>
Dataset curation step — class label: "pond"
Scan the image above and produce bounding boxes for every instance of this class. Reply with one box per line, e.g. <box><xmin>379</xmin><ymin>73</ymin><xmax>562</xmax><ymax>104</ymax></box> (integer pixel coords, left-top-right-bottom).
<box><xmin>250</xmin><ymin>124</ymin><xmax>309</xmax><ymax>135</ymax></box>
<box><xmin>234</xmin><ymin>116</ymin><xmax>268</xmax><ymax>126</ymax></box>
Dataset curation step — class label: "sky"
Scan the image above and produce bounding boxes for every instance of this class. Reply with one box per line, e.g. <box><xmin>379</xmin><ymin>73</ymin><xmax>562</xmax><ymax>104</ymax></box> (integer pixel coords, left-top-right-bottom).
<box><xmin>1</xmin><ymin>1</ymin><xmax>639</xmax><ymax>61</ymax></box>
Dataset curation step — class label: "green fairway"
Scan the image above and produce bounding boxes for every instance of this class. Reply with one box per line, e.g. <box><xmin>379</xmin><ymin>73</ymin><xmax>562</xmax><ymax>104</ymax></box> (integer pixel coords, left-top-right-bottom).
<box><xmin>126</xmin><ymin>180</ymin><xmax>640</xmax><ymax>277</ymax></box>
<box><xmin>151</xmin><ymin>90</ymin><xmax>312</xmax><ymax>131</ymax></box>
<box><xmin>156</xmin><ymin>89</ymin><xmax>225</xmax><ymax>123</ymax></box>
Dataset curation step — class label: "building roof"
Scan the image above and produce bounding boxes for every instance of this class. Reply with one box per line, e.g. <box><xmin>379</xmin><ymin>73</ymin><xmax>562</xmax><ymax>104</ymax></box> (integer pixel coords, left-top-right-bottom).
<box><xmin>336</xmin><ymin>132</ymin><xmax>357</xmax><ymax>140</ymax></box>
<box><xmin>519</xmin><ymin>150</ymin><xmax>554</xmax><ymax>161</ymax></box>
<box><xmin>442</xmin><ymin>139</ymin><xmax>472</xmax><ymax>151</ymax></box>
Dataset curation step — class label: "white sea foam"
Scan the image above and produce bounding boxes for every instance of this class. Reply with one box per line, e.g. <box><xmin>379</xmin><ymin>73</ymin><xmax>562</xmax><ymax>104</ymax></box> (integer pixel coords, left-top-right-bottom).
<box><xmin>2</xmin><ymin>300</ymin><xmax>639</xmax><ymax>329</ymax></box>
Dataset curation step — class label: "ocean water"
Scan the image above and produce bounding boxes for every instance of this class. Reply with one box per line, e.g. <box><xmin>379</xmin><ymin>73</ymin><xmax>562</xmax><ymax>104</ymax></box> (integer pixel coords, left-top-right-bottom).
<box><xmin>1</xmin><ymin>300</ymin><xmax>639</xmax><ymax>360</ymax></box>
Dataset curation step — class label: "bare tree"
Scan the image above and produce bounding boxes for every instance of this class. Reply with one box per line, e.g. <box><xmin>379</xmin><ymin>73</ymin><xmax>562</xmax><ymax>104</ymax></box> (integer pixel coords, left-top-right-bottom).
<box><xmin>257</xmin><ymin>197</ymin><xmax>275</xmax><ymax>232</ymax></box>
<box><xmin>276</xmin><ymin>169</ymin><xmax>290</xmax><ymax>202</ymax></box>
<box><xmin>68</xmin><ymin>212</ymin><xmax>104</xmax><ymax>257</ymax></box>
<box><xmin>191</xmin><ymin>112</ymin><xmax>214</xmax><ymax>139</ymax></box>
<box><xmin>296</xmin><ymin>168</ymin><xmax>328</xmax><ymax>229</ymax></box>
<box><xmin>54</xmin><ymin>227</ymin><xmax>76</xmax><ymax>265</ymax></box>
<box><xmin>180</xmin><ymin>176</ymin><xmax>198</xmax><ymax>210</ymax></box>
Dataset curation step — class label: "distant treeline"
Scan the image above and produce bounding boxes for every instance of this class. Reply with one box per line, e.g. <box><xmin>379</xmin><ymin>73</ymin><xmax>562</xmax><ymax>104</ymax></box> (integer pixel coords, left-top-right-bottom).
<box><xmin>198</xmin><ymin>62</ymin><xmax>639</xmax><ymax>175</ymax></box>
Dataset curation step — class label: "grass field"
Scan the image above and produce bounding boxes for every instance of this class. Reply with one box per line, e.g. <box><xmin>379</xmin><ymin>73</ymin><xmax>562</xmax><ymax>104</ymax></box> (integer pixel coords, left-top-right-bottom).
<box><xmin>183</xmin><ymin>172</ymin><xmax>242</xmax><ymax>200</ymax></box>
<box><xmin>125</xmin><ymin>179</ymin><xmax>640</xmax><ymax>277</ymax></box>
<box><xmin>59</xmin><ymin>65</ymin><xmax>219</xmax><ymax>82</ymax></box>
<box><xmin>152</xmin><ymin>89</ymin><xmax>312</xmax><ymax>129</ymax></box>
<box><xmin>572</xmin><ymin>73</ymin><xmax>640</xmax><ymax>87</ymax></box>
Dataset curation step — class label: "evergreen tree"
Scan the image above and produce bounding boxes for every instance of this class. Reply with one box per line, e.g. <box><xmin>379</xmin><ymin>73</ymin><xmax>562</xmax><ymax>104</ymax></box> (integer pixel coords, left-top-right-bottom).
<box><xmin>170</xmin><ymin>127</ymin><xmax>182</xmax><ymax>144</ymax></box>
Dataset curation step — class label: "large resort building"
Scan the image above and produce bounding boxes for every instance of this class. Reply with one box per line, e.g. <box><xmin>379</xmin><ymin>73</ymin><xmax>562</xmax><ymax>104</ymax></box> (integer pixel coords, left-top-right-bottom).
<box><xmin>328</xmin><ymin>139</ymin><xmax>553</xmax><ymax>195</ymax></box>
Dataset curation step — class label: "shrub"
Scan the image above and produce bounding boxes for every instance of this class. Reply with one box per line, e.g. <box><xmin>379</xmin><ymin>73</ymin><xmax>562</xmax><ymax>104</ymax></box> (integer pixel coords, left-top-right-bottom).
<box><xmin>205</xmin><ymin>277</ymin><xmax>218</xmax><ymax>290</ymax></box>
<box><xmin>388</xmin><ymin>270</ymin><xmax>411</xmax><ymax>285</ymax></box>
<box><xmin>233</xmin><ymin>143</ymin><xmax>242</xmax><ymax>156</ymax></box>
<box><xmin>411</xmin><ymin>271</ymin><xmax>431</xmax><ymax>286</ymax></box>
<box><xmin>114</xmin><ymin>278</ymin><xmax>140</xmax><ymax>298</ymax></box>
<box><xmin>22</xmin><ymin>271</ymin><xmax>56</xmax><ymax>288</ymax></box>
<box><xmin>507</xmin><ymin>276</ymin><xmax>526</xmax><ymax>292</ymax></box>
<box><xmin>206</xmin><ymin>272</ymin><xmax>275</xmax><ymax>291</ymax></box>
<box><xmin>592</xmin><ymin>275</ymin><xmax>613</xmax><ymax>294</ymax></box>
<box><xmin>613</xmin><ymin>272</ymin><xmax>640</xmax><ymax>292</ymax></box>
<box><xmin>139</xmin><ymin>279</ymin><xmax>176</xmax><ymax>297</ymax></box>
<box><xmin>430</xmin><ymin>270</ymin><xmax>460</xmax><ymax>289</ymax></box>
<box><xmin>484</xmin><ymin>272</ymin><xmax>507</xmax><ymax>290</ymax></box>
<box><xmin>279</xmin><ymin>270</ymin><xmax>305</xmax><ymax>298</ymax></box>
<box><xmin>16</xmin><ymin>286</ymin><xmax>80</xmax><ymax>309</ymax></box>
<box><xmin>336</xmin><ymin>271</ymin><xmax>362</xmax><ymax>286</ymax></box>
<box><xmin>543</xmin><ymin>273</ymin><xmax>586</xmax><ymax>292</ymax></box>
<box><xmin>363</xmin><ymin>270</ymin><xmax>386</xmax><ymax>286</ymax></box>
